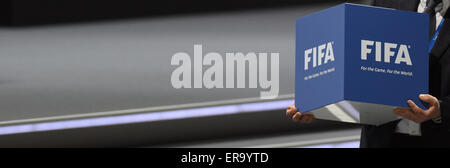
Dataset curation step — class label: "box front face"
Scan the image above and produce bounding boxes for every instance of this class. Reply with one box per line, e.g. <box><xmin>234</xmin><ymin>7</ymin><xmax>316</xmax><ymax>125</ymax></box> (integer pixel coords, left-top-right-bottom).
<box><xmin>344</xmin><ymin>4</ymin><xmax>429</xmax><ymax>108</ymax></box>
<box><xmin>295</xmin><ymin>5</ymin><xmax>346</xmax><ymax>113</ymax></box>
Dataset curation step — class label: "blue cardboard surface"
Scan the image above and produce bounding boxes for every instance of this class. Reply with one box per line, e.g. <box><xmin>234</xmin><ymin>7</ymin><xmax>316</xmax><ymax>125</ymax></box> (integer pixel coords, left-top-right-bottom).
<box><xmin>295</xmin><ymin>4</ymin><xmax>346</xmax><ymax>113</ymax></box>
<box><xmin>295</xmin><ymin>3</ymin><xmax>429</xmax><ymax>113</ymax></box>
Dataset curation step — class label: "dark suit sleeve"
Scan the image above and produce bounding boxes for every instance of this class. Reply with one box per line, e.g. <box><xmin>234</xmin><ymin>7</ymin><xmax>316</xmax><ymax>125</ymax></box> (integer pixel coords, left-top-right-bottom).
<box><xmin>370</xmin><ymin>0</ymin><xmax>420</xmax><ymax>11</ymax></box>
<box><xmin>445</xmin><ymin>4</ymin><xmax>450</xmax><ymax>19</ymax></box>
<box><xmin>438</xmin><ymin>6</ymin><xmax>450</xmax><ymax>128</ymax></box>
<box><xmin>440</xmin><ymin>98</ymin><xmax>450</xmax><ymax>128</ymax></box>
<box><xmin>438</xmin><ymin>49</ymin><xmax>450</xmax><ymax>130</ymax></box>
<box><xmin>432</xmin><ymin>20</ymin><xmax>450</xmax><ymax>131</ymax></box>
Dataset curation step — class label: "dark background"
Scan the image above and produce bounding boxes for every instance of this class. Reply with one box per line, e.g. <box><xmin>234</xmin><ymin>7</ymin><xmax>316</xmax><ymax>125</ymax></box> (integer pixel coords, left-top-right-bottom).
<box><xmin>0</xmin><ymin>0</ymin><xmax>353</xmax><ymax>26</ymax></box>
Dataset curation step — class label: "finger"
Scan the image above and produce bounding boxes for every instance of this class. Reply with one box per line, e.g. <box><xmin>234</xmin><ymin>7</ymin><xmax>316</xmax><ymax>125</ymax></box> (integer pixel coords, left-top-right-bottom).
<box><xmin>299</xmin><ymin>113</ymin><xmax>314</xmax><ymax>123</ymax></box>
<box><xmin>292</xmin><ymin>105</ymin><xmax>298</xmax><ymax>112</ymax></box>
<box><xmin>288</xmin><ymin>104</ymin><xmax>295</xmax><ymax>109</ymax></box>
<box><xmin>418</xmin><ymin>94</ymin><xmax>436</xmax><ymax>105</ymax></box>
<box><xmin>394</xmin><ymin>108</ymin><xmax>420</xmax><ymax>122</ymax></box>
<box><xmin>303</xmin><ymin>114</ymin><xmax>315</xmax><ymax>123</ymax></box>
<box><xmin>286</xmin><ymin>106</ymin><xmax>298</xmax><ymax>117</ymax></box>
<box><xmin>299</xmin><ymin>115</ymin><xmax>309</xmax><ymax>123</ymax></box>
<box><xmin>292</xmin><ymin>112</ymin><xmax>303</xmax><ymax>122</ymax></box>
<box><xmin>393</xmin><ymin>107</ymin><xmax>409</xmax><ymax>115</ymax></box>
<box><xmin>418</xmin><ymin>94</ymin><xmax>438</xmax><ymax>113</ymax></box>
<box><xmin>407</xmin><ymin>100</ymin><xmax>425</xmax><ymax>114</ymax></box>
<box><xmin>290</xmin><ymin>103</ymin><xmax>296</xmax><ymax>109</ymax></box>
<box><xmin>303</xmin><ymin>117</ymin><xmax>312</xmax><ymax>123</ymax></box>
<box><xmin>394</xmin><ymin>107</ymin><xmax>409</xmax><ymax>112</ymax></box>
<box><xmin>292</xmin><ymin>104</ymin><xmax>297</xmax><ymax>111</ymax></box>
<box><xmin>286</xmin><ymin>108</ymin><xmax>294</xmax><ymax>117</ymax></box>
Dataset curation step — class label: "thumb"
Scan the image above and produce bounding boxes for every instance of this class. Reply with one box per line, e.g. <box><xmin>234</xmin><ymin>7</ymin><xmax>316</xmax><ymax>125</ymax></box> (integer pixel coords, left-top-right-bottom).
<box><xmin>418</xmin><ymin>94</ymin><xmax>436</xmax><ymax>105</ymax></box>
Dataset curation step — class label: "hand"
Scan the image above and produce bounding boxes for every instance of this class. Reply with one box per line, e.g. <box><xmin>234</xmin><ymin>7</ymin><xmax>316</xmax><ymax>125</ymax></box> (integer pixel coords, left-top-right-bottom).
<box><xmin>286</xmin><ymin>103</ymin><xmax>315</xmax><ymax>123</ymax></box>
<box><xmin>393</xmin><ymin>94</ymin><xmax>441</xmax><ymax>124</ymax></box>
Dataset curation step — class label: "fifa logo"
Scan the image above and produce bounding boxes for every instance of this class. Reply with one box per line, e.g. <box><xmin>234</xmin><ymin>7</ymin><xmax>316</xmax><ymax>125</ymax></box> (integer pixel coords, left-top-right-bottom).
<box><xmin>304</xmin><ymin>42</ymin><xmax>335</xmax><ymax>70</ymax></box>
<box><xmin>361</xmin><ymin>40</ymin><xmax>412</xmax><ymax>65</ymax></box>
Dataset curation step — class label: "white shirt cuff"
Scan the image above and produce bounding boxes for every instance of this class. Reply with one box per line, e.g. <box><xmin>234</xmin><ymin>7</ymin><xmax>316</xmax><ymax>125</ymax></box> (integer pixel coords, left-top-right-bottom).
<box><xmin>432</xmin><ymin>117</ymin><xmax>442</xmax><ymax>124</ymax></box>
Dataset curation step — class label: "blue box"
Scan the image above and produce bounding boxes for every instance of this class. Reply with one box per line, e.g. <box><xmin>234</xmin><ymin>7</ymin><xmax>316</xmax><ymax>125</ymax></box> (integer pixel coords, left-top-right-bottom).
<box><xmin>295</xmin><ymin>3</ymin><xmax>429</xmax><ymax>125</ymax></box>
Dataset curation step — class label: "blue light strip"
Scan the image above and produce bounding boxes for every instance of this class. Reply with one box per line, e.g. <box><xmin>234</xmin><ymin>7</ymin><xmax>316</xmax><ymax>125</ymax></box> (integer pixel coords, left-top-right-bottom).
<box><xmin>0</xmin><ymin>99</ymin><xmax>294</xmax><ymax>135</ymax></box>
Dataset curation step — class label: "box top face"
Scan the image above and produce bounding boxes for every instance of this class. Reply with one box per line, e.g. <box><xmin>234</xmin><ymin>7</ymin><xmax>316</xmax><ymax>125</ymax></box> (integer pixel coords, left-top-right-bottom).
<box><xmin>296</xmin><ymin>3</ymin><xmax>425</xmax><ymax>22</ymax></box>
<box><xmin>343</xmin><ymin>3</ymin><xmax>429</xmax><ymax>108</ymax></box>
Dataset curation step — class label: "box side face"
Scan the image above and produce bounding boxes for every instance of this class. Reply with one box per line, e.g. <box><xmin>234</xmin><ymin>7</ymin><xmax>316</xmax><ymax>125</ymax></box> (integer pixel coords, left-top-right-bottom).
<box><xmin>343</xmin><ymin>4</ymin><xmax>429</xmax><ymax>108</ymax></box>
<box><xmin>295</xmin><ymin>4</ymin><xmax>345</xmax><ymax>113</ymax></box>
